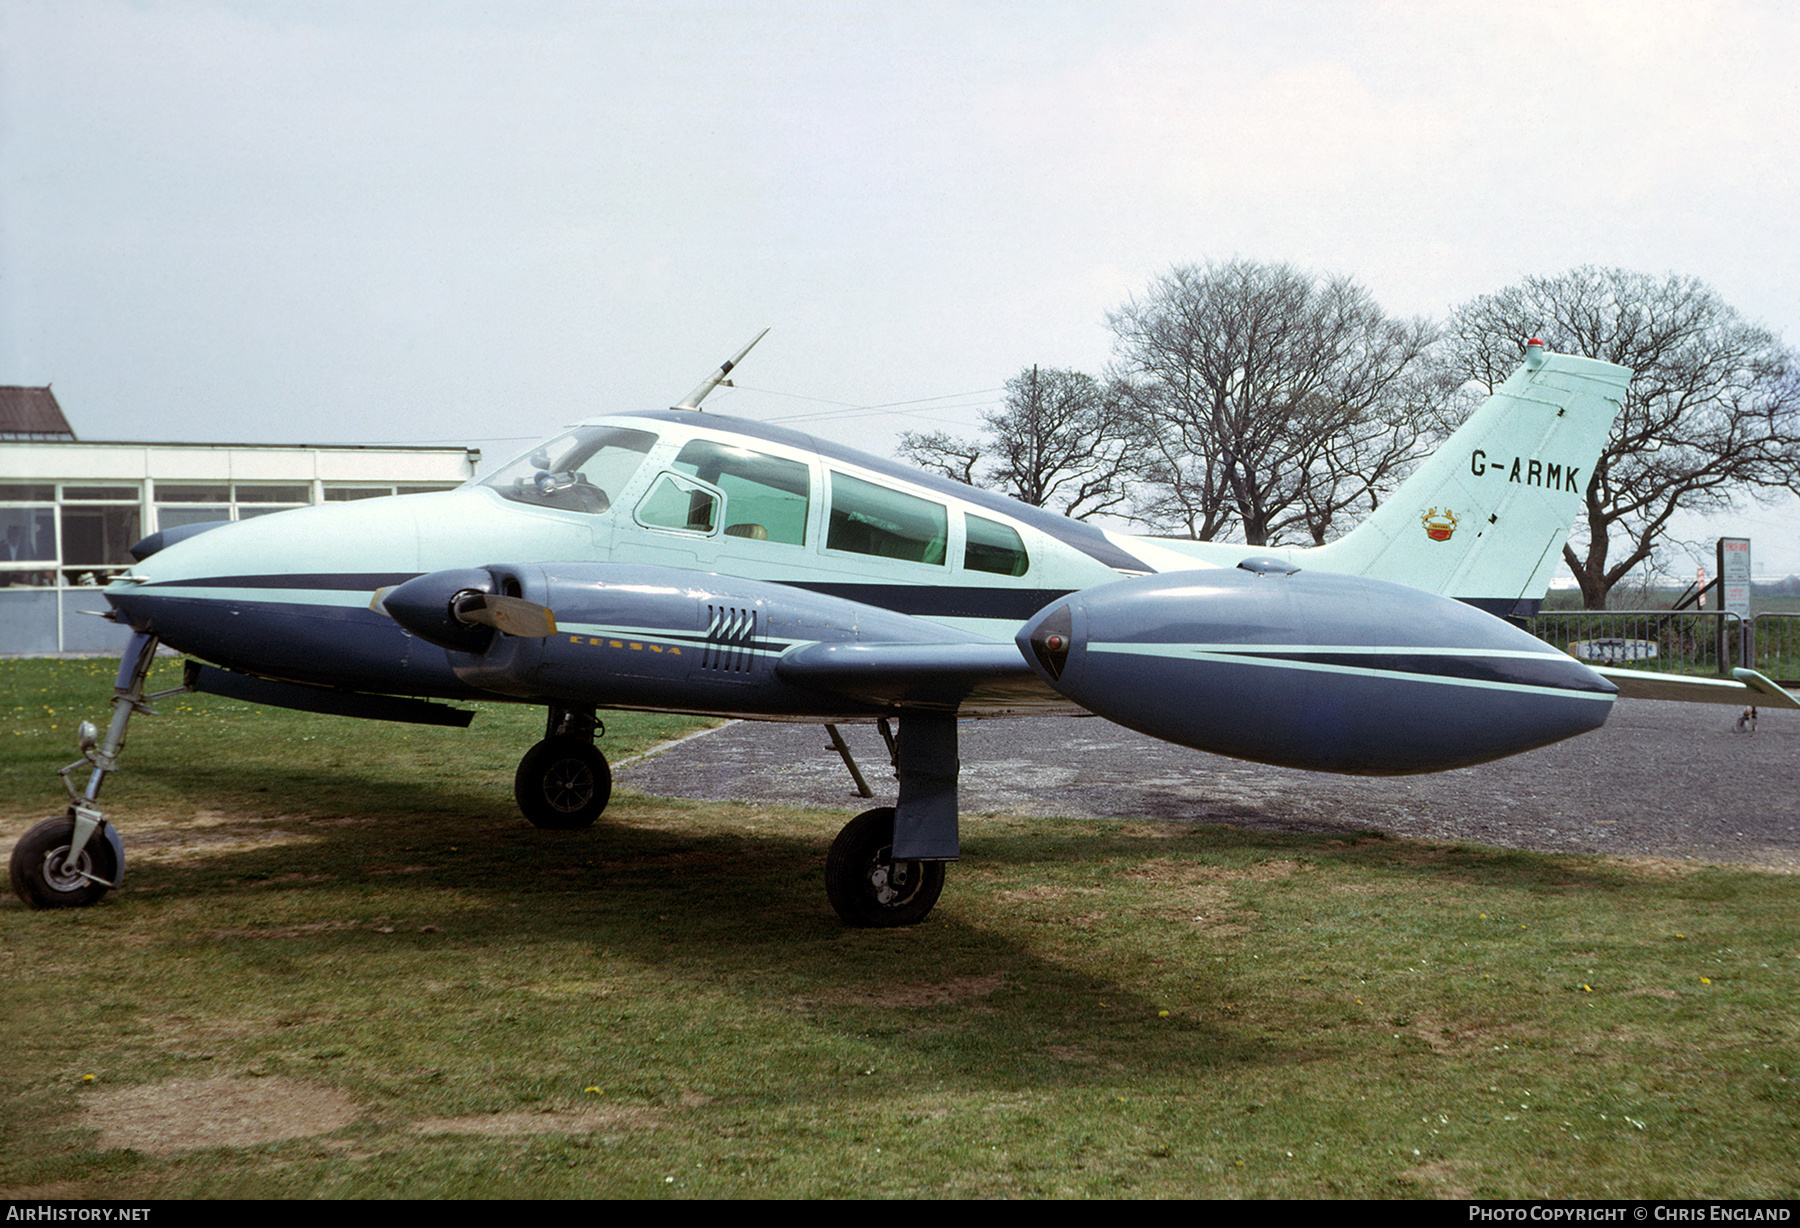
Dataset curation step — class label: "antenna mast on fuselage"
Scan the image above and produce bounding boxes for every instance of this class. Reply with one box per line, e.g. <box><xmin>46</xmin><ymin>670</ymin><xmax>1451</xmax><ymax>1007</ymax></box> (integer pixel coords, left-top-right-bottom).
<box><xmin>672</xmin><ymin>328</ymin><xmax>770</xmax><ymax>412</ymax></box>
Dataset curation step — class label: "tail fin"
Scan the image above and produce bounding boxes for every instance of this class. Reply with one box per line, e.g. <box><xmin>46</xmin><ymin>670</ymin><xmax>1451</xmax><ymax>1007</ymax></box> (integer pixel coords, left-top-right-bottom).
<box><xmin>1307</xmin><ymin>346</ymin><xmax>1630</xmax><ymax>616</ymax></box>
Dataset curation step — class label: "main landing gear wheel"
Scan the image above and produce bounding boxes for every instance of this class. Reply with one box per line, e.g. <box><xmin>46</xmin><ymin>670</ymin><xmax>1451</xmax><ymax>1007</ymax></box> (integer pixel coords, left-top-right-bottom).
<box><xmin>9</xmin><ymin>813</ymin><xmax>120</xmax><ymax>909</ymax></box>
<box><xmin>825</xmin><ymin>806</ymin><xmax>945</xmax><ymax>928</ymax></box>
<box><xmin>514</xmin><ymin>736</ymin><xmax>612</xmax><ymax>830</ymax></box>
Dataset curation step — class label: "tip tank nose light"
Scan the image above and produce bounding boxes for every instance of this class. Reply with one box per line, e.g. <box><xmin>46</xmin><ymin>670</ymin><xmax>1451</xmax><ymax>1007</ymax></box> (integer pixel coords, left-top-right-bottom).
<box><xmin>1028</xmin><ymin>605</ymin><xmax>1073</xmax><ymax>680</ymax></box>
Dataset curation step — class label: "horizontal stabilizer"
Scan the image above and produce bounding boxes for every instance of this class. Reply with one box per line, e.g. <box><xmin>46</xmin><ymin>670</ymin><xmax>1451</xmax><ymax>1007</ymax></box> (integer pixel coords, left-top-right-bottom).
<box><xmin>1595</xmin><ymin>666</ymin><xmax>1799</xmax><ymax>709</ymax></box>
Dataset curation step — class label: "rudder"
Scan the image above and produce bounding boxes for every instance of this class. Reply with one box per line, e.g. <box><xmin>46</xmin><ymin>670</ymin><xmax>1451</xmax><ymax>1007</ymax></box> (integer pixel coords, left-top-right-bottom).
<box><xmin>1307</xmin><ymin>345</ymin><xmax>1630</xmax><ymax>616</ymax></box>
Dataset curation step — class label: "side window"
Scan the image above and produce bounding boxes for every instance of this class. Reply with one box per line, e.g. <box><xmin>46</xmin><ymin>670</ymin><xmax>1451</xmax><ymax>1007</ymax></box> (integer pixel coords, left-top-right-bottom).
<box><xmin>827</xmin><ymin>472</ymin><xmax>947</xmax><ymax>565</ymax></box>
<box><xmin>635</xmin><ymin>472</ymin><xmax>721</xmax><ymax>535</ymax></box>
<box><xmin>965</xmin><ymin>514</ymin><xmax>1029</xmax><ymax>577</ymax></box>
<box><xmin>670</xmin><ymin>439</ymin><xmax>811</xmax><ymax>545</ymax></box>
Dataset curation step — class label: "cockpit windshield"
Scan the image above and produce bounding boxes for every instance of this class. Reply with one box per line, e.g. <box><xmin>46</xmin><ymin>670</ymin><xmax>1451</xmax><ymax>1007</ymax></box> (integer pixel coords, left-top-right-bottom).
<box><xmin>480</xmin><ymin>426</ymin><xmax>658</xmax><ymax>514</ymax></box>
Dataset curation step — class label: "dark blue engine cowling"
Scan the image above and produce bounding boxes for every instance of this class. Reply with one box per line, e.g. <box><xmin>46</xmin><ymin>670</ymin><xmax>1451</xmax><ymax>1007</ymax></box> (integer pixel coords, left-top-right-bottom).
<box><xmin>401</xmin><ymin>562</ymin><xmax>994</xmax><ymax>719</ymax></box>
<box><xmin>1016</xmin><ymin>566</ymin><xmax>1616</xmax><ymax>775</ymax></box>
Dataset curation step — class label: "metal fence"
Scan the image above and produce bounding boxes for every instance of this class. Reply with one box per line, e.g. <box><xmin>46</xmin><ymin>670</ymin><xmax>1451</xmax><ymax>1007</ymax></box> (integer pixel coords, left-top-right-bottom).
<box><xmin>1751</xmin><ymin>613</ymin><xmax>1800</xmax><ymax>686</ymax></box>
<box><xmin>1526</xmin><ymin>610</ymin><xmax>1746</xmax><ymax>678</ymax></box>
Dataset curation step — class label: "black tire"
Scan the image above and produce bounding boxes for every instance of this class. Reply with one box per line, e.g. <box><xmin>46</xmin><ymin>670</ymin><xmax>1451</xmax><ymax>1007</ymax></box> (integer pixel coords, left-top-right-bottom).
<box><xmin>9</xmin><ymin>814</ymin><xmax>118</xmax><ymax>909</ymax></box>
<box><xmin>825</xmin><ymin>806</ymin><xmax>945</xmax><ymax>927</ymax></box>
<box><xmin>514</xmin><ymin>736</ymin><xmax>612</xmax><ymax>830</ymax></box>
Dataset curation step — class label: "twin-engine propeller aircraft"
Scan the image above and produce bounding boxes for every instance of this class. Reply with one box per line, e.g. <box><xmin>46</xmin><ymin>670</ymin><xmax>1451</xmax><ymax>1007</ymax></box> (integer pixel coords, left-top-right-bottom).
<box><xmin>11</xmin><ymin>335</ymin><xmax>1794</xmax><ymax>919</ymax></box>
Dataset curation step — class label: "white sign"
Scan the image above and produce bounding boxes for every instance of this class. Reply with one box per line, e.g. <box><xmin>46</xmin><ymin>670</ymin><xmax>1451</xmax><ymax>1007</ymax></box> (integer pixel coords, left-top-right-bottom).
<box><xmin>1718</xmin><ymin>537</ymin><xmax>1751</xmax><ymax>621</ymax></box>
<box><xmin>1570</xmin><ymin>639</ymin><xmax>1659</xmax><ymax>663</ymax></box>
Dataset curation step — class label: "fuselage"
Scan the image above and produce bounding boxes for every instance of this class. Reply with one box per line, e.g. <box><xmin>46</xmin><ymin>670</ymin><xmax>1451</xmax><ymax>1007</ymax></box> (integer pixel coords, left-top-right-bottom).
<box><xmin>104</xmin><ymin>409</ymin><xmax>1175</xmax><ymax>701</ymax></box>
<box><xmin>23</xmin><ymin>347</ymin><xmax>1638</xmax><ymax>917</ymax></box>
<box><xmin>102</xmin><ymin>404</ymin><xmax>1621</xmax><ymax>773</ymax></box>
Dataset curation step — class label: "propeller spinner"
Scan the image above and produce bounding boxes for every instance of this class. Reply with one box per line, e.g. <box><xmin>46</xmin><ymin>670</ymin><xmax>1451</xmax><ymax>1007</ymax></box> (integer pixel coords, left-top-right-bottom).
<box><xmin>372</xmin><ymin>568</ymin><xmax>557</xmax><ymax>652</ymax></box>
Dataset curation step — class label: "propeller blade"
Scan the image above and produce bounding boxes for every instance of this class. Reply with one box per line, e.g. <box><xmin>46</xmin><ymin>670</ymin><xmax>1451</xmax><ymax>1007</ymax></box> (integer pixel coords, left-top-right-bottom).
<box><xmin>452</xmin><ymin>592</ymin><xmax>558</xmax><ymax>638</ymax></box>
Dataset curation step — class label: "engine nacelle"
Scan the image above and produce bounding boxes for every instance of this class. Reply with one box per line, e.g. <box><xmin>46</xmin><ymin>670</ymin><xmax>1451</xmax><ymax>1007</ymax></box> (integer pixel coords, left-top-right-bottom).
<box><xmin>1016</xmin><ymin>565</ymin><xmax>1615</xmax><ymax>775</ymax></box>
<box><xmin>387</xmin><ymin>562</ymin><xmax>980</xmax><ymax>718</ymax></box>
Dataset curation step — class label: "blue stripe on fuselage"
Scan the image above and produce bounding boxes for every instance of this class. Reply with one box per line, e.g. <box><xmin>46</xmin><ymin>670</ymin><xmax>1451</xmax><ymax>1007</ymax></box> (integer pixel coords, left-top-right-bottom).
<box><xmin>136</xmin><ymin>572</ymin><xmax>422</xmax><ymax>592</ymax></box>
<box><xmin>119</xmin><ymin>571</ymin><xmax>1071</xmax><ymax>625</ymax></box>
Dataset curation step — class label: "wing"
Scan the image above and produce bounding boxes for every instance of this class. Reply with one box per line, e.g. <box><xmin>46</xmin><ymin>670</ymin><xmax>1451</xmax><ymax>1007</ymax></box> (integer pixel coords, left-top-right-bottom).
<box><xmin>773</xmin><ymin>640</ymin><xmax>1065</xmax><ymax>713</ymax></box>
<box><xmin>377</xmin><ymin>561</ymin><xmax>1066</xmax><ymax>720</ymax></box>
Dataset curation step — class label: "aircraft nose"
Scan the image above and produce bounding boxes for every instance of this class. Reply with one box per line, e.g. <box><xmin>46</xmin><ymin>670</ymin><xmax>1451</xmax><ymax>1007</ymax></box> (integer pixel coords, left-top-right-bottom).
<box><xmin>103</xmin><ymin>496</ymin><xmax>431</xmax><ymax>644</ymax></box>
<box><xmin>120</xmin><ymin>496</ymin><xmax>431</xmax><ymax>585</ymax></box>
<box><xmin>128</xmin><ymin>520</ymin><xmax>233</xmax><ymax>561</ymax></box>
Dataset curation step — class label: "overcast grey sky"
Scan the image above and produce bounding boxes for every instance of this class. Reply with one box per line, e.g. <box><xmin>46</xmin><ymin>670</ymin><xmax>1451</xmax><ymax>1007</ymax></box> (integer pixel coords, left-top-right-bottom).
<box><xmin>4</xmin><ymin>0</ymin><xmax>1798</xmax><ymax>574</ymax></box>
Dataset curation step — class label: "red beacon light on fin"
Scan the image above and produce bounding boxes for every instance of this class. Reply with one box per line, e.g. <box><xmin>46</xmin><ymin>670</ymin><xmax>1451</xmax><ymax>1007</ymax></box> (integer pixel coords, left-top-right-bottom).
<box><xmin>1524</xmin><ymin>337</ymin><xmax>1547</xmax><ymax>371</ymax></box>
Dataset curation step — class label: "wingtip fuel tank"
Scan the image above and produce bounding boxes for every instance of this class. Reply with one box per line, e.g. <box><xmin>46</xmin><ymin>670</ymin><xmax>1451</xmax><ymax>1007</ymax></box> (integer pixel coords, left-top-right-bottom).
<box><xmin>1017</xmin><ymin>566</ymin><xmax>1616</xmax><ymax>775</ymax></box>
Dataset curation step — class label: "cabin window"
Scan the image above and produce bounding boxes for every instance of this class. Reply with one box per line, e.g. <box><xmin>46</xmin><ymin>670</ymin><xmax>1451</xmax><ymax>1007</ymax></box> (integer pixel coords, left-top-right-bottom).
<box><xmin>481</xmin><ymin>426</ymin><xmax>657</xmax><ymax>514</ymax></box>
<box><xmin>964</xmin><ymin>514</ymin><xmax>1029</xmax><ymax>576</ymax></box>
<box><xmin>635</xmin><ymin>472</ymin><xmax>721</xmax><ymax>535</ymax></box>
<box><xmin>826</xmin><ymin>472</ymin><xmax>947</xmax><ymax>564</ymax></box>
<box><xmin>670</xmin><ymin>439</ymin><xmax>811</xmax><ymax>545</ymax></box>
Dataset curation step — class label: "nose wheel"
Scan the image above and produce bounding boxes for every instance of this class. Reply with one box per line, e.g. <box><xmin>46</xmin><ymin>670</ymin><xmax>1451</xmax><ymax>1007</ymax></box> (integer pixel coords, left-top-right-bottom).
<box><xmin>9</xmin><ymin>812</ymin><xmax>123</xmax><ymax>909</ymax></box>
<box><xmin>514</xmin><ymin>735</ymin><xmax>612</xmax><ymax>830</ymax></box>
<box><xmin>825</xmin><ymin>806</ymin><xmax>945</xmax><ymax>927</ymax></box>
<box><xmin>11</xmin><ymin>630</ymin><xmax>169</xmax><ymax>909</ymax></box>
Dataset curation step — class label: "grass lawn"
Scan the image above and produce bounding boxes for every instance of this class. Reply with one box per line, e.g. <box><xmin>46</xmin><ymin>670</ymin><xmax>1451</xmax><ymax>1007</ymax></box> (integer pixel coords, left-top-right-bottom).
<box><xmin>3</xmin><ymin>657</ymin><xmax>1798</xmax><ymax>1198</ymax></box>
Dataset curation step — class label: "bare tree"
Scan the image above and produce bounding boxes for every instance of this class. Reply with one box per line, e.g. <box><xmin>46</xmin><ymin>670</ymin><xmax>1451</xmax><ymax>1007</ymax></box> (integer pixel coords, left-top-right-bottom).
<box><xmin>897</xmin><ymin>366</ymin><xmax>1135</xmax><ymax>519</ymax></box>
<box><xmin>1108</xmin><ymin>260</ymin><xmax>1437</xmax><ymax>546</ymax></box>
<box><xmin>1439</xmin><ymin>267</ymin><xmax>1800</xmax><ymax>608</ymax></box>
<box><xmin>1113</xmin><ymin>372</ymin><xmax>1238</xmax><ymax>541</ymax></box>
<box><xmin>895</xmin><ymin>429</ymin><xmax>984</xmax><ymax>486</ymax></box>
<box><xmin>983</xmin><ymin>367</ymin><xmax>1134</xmax><ymax>518</ymax></box>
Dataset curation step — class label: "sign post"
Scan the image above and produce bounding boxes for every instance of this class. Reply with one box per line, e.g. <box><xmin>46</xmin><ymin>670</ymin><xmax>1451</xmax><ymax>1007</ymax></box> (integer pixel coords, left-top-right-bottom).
<box><xmin>1718</xmin><ymin>537</ymin><xmax>1751</xmax><ymax>669</ymax></box>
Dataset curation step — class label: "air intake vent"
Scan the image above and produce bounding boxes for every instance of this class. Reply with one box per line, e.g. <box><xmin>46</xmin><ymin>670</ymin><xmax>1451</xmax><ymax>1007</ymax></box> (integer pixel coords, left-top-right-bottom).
<box><xmin>703</xmin><ymin>604</ymin><xmax>758</xmax><ymax>673</ymax></box>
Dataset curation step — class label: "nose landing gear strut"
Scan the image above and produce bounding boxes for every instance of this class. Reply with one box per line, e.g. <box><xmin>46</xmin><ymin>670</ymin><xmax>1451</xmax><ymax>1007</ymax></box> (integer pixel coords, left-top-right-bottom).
<box><xmin>9</xmin><ymin>631</ymin><xmax>184</xmax><ymax>909</ymax></box>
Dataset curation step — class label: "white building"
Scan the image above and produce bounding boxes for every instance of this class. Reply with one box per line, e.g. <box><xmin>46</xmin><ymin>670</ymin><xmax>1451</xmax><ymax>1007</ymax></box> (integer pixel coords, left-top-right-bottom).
<box><xmin>0</xmin><ymin>388</ymin><xmax>478</xmax><ymax>653</ymax></box>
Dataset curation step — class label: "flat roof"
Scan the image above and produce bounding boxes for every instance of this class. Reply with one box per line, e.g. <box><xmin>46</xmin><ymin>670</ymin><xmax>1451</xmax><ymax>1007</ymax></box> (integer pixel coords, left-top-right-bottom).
<box><xmin>3</xmin><ymin>438</ymin><xmax>473</xmax><ymax>452</ymax></box>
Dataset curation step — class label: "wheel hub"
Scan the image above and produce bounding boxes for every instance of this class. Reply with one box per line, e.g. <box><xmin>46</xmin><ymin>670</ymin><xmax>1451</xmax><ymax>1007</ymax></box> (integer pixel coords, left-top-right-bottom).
<box><xmin>869</xmin><ymin>853</ymin><xmax>918</xmax><ymax>905</ymax></box>
<box><xmin>824</xmin><ymin>806</ymin><xmax>945</xmax><ymax>928</ymax></box>
<box><xmin>543</xmin><ymin>761</ymin><xmax>596</xmax><ymax>813</ymax></box>
<box><xmin>40</xmin><ymin>845</ymin><xmax>91</xmax><ymax>893</ymax></box>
